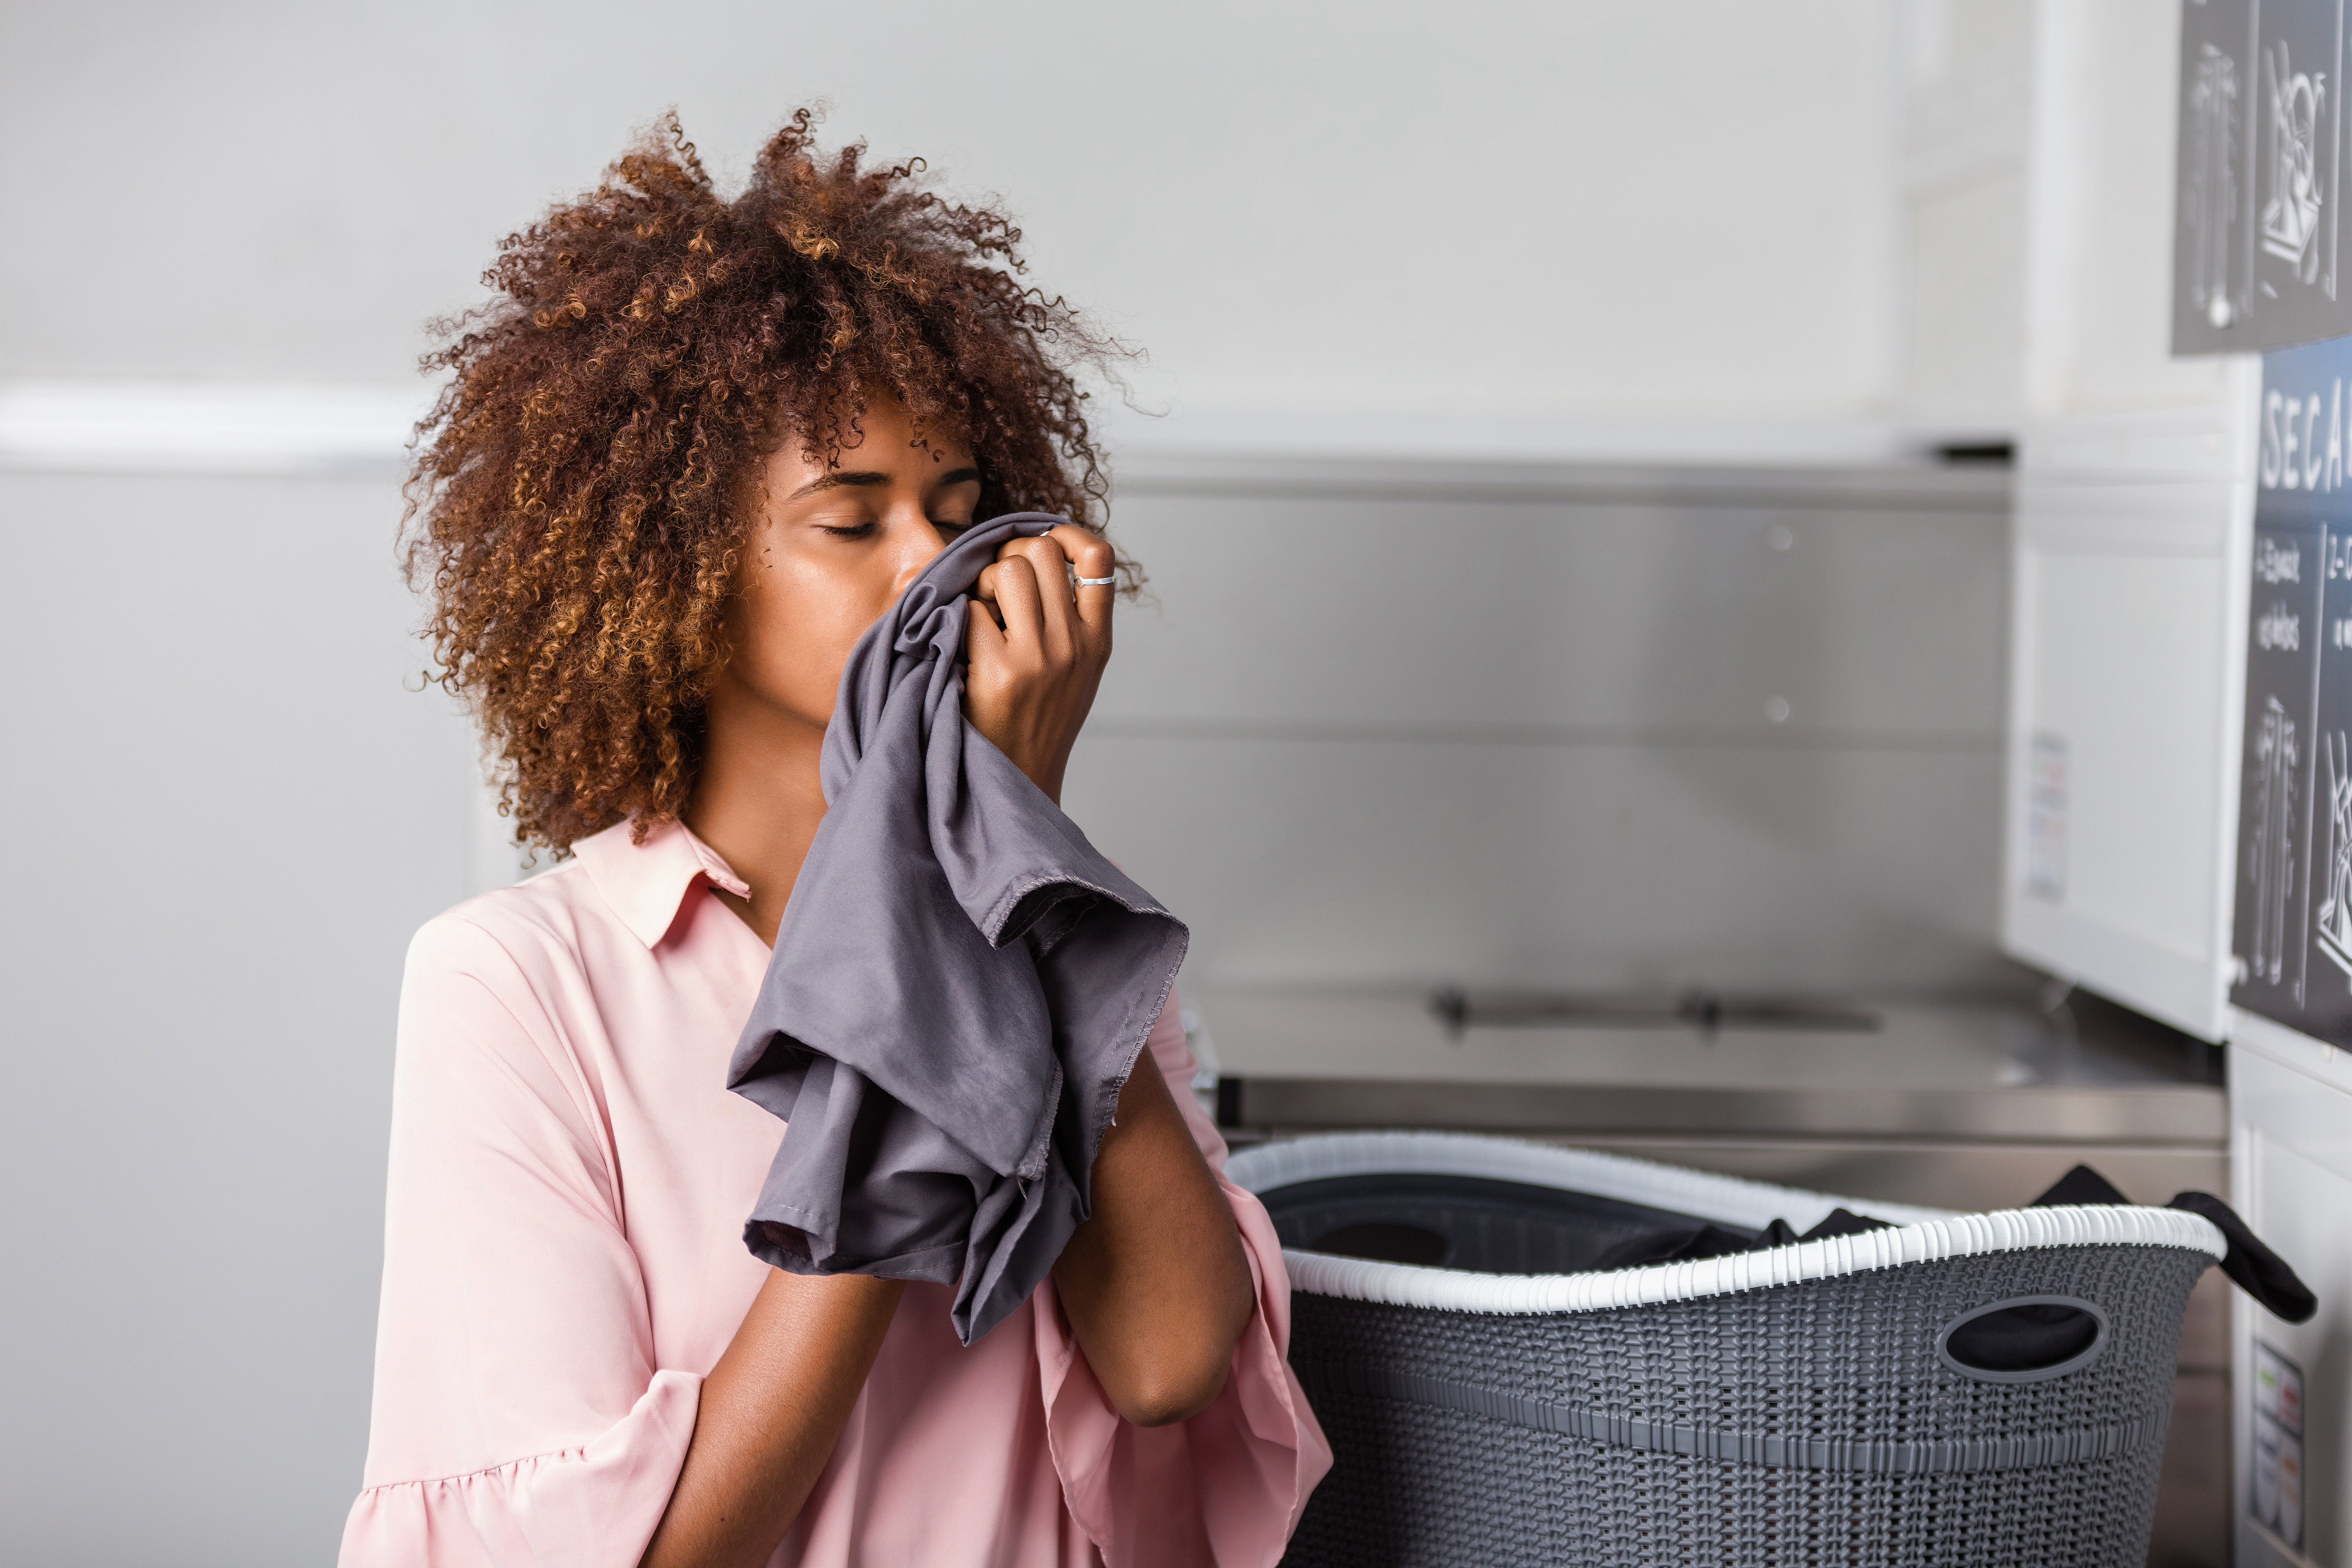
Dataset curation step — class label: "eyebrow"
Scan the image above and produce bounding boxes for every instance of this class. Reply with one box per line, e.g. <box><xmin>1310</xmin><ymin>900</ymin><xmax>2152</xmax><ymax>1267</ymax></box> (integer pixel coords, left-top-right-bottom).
<box><xmin>787</xmin><ymin>465</ymin><xmax>983</xmax><ymax>501</ymax></box>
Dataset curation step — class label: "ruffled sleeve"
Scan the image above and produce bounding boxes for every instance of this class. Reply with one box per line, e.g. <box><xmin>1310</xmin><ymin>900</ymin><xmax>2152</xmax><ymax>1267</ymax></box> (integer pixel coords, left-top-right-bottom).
<box><xmin>338</xmin><ymin>914</ymin><xmax>701</xmax><ymax>1568</ymax></box>
<box><xmin>1031</xmin><ymin>991</ymin><xmax>1332</xmax><ymax>1568</ymax></box>
<box><xmin>338</xmin><ymin>1373</ymin><xmax>698</xmax><ymax>1567</ymax></box>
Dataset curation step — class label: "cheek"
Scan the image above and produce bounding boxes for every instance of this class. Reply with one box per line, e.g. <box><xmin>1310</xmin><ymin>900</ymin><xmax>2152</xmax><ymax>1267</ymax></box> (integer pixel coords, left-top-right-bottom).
<box><xmin>730</xmin><ymin>558</ymin><xmax>890</xmax><ymax>724</ymax></box>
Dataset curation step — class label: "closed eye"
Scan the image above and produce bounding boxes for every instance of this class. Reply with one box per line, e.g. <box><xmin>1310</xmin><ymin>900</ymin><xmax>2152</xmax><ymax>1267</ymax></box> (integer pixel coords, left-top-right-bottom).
<box><xmin>819</xmin><ymin>521</ymin><xmax>880</xmax><ymax>539</ymax></box>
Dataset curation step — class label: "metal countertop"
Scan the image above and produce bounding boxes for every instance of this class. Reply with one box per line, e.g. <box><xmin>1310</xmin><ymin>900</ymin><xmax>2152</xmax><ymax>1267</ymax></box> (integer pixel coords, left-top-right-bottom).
<box><xmin>1194</xmin><ymin>987</ymin><xmax>2225</xmax><ymax>1145</ymax></box>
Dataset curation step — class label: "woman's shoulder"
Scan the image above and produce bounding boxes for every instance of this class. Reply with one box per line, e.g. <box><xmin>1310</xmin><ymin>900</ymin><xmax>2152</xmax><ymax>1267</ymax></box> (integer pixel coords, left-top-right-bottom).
<box><xmin>393</xmin><ymin>866</ymin><xmax>621</xmax><ymax>1121</ymax></box>
<box><xmin>402</xmin><ymin>861</ymin><xmax>607</xmax><ymax>997</ymax></box>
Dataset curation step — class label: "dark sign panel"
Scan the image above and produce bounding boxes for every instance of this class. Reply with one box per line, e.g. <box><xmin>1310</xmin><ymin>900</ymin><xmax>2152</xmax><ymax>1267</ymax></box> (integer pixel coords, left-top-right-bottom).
<box><xmin>2175</xmin><ymin>0</ymin><xmax>2352</xmax><ymax>354</ymax></box>
<box><xmin>2234</xmin><ymin>337</ymin><xmax>2352</xmax><ymax>1038</ymax></box>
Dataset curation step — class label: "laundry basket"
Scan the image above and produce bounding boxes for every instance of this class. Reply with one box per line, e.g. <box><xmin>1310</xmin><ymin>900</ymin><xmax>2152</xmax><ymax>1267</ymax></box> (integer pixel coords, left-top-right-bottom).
<box><xmin>1228</xmin><ymin>1132</ymin><xmax>2227</xmax><ymax>1568</ymax></box>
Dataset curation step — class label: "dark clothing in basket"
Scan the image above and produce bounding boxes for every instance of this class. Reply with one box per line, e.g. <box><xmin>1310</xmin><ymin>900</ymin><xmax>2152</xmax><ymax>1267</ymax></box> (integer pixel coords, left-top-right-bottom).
<box><xmin>2039</xmin><ymin>1164</ymin><xmax>2315</xmax><ymax>1322</ymax></box>
<box><xmin>1587</xmin><ymin>1163</ymin><xmax>2312</xmax><ymax>1321</ymax></box>
<box><xmin>727</xmin><ymin>514</ymin><xmax>1188</xmax><ymax>1346</ymax></box>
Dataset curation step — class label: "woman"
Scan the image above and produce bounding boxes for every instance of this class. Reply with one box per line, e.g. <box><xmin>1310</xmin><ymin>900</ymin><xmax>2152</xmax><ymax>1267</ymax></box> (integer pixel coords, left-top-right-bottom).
<box><xmin>340</xmin><ymin>113</ymin><xmax>1329</xmax><ymax>1568</ymax></box>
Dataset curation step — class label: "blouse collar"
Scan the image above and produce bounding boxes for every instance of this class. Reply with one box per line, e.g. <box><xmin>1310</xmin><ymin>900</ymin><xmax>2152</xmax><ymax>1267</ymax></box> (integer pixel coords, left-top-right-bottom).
<box><xmin>572</xmin><ymin>817</ymin><xmax>752</xmax><ymax>948</ymax></box>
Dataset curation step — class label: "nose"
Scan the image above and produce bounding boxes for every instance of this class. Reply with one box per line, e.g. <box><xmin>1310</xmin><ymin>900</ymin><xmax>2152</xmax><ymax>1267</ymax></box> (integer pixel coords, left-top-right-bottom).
<box><xmin>884</xmin><ymin>494</ymin><xmax>947</xmax><ymax>595</ymax></box>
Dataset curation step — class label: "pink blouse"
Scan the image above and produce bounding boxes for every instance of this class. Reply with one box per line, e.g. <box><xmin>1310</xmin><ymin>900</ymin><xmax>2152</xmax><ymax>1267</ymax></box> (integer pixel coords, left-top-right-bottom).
<box><xmin>340</xmin><ymin>818</ymin><xmax>1329</xmax><ymax>1568</ymax></box>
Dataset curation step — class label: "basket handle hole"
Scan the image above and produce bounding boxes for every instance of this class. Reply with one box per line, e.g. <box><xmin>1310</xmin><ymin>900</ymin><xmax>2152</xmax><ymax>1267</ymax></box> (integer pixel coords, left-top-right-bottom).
<box><xmin>1938</xmin><ymin>1295</ymin><xmax>2109</xmax><ymax>1382</ymax></box>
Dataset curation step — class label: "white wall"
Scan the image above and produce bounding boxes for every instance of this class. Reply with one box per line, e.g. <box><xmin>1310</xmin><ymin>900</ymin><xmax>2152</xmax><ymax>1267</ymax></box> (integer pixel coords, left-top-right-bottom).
<box><xmin>0</xmin><ymin>469</ymin><xmax>478</xmax><ymax>1563</ymax></box>
<box><xmin>0</xmin><ymin>0</ymin><xmax>1902</xmax><ymax>437</ymax></box>
<box><xmin>1896</xmin><ymin>0</ymin><xmax>2034</xmax><ymax>433</ymax></box>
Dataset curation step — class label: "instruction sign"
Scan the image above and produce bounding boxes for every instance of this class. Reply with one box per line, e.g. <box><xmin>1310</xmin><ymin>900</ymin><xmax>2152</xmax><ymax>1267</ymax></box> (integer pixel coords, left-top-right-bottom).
<box><xmin>2232</xmin><ymin>336</ymin><xmax>2352</xmax><ymax>1040</ymax></box>
<box><xmin>2176</xmin><ymin>0</ymin><xmax>2352</xmax><ymax>353</ymax></box>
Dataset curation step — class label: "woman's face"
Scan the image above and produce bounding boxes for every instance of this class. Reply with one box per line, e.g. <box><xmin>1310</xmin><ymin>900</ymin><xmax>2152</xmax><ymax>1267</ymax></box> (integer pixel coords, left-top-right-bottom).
<box><xmin>715</xmin><ymin>400</ymin><xmax>982</xmax><ymax>732</ymax></box>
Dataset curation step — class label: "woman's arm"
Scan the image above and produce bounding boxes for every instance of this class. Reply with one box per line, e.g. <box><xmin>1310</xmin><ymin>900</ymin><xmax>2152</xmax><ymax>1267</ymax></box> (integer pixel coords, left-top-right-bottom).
<box><xmin>1049</xmin><ymin>1058</ymin><xmax>1257</xmax><ymax>1427</ymax></box>
<box><xmin>635</xmin><ymin>1058</ymin><xmax>1249</xmax><ymax>1565</ymax></box>
<box><xmin>635</xmin><ymin>1060</ymin><xmax>1250</xmax><ymax>1567</ymax></box>
<box><xmin>638</xmin><ymin>1272</ymin><xmax>906</xmax><ymax>1568</ymax></box>
<box><xmin>969</xmin><ymin>522</ymin><xmax>1255</xmax><ymax>1424</ymax></box>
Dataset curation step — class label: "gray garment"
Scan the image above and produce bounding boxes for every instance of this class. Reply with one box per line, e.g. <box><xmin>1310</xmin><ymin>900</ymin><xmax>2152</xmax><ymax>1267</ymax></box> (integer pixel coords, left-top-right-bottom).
<box><xmin>726</xmin><ymin>513</ymin><xmax>1188</xmax><ymax>1345</ymax></box>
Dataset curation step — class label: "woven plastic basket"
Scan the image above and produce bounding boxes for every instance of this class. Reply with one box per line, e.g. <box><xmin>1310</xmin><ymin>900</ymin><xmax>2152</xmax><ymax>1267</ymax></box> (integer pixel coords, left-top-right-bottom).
<box><xmin>1228</xmin><ymin>1132</ymin><xmax>2226</xmax><ymax>1568</ymax></box>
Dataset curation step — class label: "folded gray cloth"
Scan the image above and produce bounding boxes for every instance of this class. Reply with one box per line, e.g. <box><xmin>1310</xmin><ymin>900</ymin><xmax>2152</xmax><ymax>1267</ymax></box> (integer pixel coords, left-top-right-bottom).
<box><xmin>726</xmin><ymin>513</ymin><xmax>1189</xmax><ymax>1344</ymax></box>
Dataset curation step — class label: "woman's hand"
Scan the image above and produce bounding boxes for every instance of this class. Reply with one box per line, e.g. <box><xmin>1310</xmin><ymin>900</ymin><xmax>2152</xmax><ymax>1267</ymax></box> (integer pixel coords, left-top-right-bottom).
<box><xmin>965</xmin><ymin>524</ymin><xmax>1114</xmax><ymax>805</ymax></box>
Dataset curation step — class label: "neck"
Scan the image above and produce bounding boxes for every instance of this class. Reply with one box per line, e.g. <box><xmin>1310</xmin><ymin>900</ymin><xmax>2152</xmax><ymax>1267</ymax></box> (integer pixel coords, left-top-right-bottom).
<box><xmin>682</xmin><ymin>683</ymin><xmax>831</xmax><ymax>947</ymax></box>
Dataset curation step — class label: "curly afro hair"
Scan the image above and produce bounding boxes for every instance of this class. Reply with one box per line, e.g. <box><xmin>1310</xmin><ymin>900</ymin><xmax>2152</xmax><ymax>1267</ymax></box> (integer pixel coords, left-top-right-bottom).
<box><xmin>404</xmin><ymin>109</ymin><xmax>1130</xmax><ymax>854</ymax></box>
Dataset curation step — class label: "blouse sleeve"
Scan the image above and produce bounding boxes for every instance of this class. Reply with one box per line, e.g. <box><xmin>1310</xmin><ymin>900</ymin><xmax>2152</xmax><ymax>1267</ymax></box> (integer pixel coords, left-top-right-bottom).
<box><xmin>338</xmin><ymin>914</ymin><xmax>700</xmax><ymax>1568</ymax></box>
<box><xmin>1030</xmin><ymin>990</ymin><xmax>1333</xmax><ymax>1568</ymax></box>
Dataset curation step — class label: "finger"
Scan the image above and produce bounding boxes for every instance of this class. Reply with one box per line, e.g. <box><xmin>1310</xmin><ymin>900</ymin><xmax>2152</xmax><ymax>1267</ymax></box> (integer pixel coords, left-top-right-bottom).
<box><xmin>998</xmin><ymin>535</ymin><xmax>1078</xmax><ymax>661</ymax></box>
<box><xmin>989</xmin><ymin>554</ymin><xmax>1047</xmax><ymax>655</ymax></box>
<box><xmin>969</xmin><ymin>564</ymin><xmax>1011</xmax><ymax>631</ymax></box>
<box><xmin>1048</xmin><ymin>524</ymin><xmax>1116</xmax><ymax>643</ymax></box>
<box><xmin>964</xmin><ymin>595</ymin><xmax>1007</xmax><ymax>665</ymax></box>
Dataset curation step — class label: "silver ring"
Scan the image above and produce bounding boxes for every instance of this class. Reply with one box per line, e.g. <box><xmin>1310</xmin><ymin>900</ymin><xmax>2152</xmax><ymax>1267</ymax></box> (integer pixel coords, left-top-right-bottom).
<box><xmin>1075</xmin><ymin>574</ymin><xmax>1116</xmax><ymax>587</ymax></box>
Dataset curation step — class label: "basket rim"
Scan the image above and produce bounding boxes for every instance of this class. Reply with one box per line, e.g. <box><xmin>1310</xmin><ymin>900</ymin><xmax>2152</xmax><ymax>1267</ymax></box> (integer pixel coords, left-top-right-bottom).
<box><xmin>1226</xmin><ymin>1129</ymin><xmax>1954</xmax><ymax>1229</ymax></box>
<box><xmin>1226</xmin><ymin>1130</ymin><xmax>2227</xmax><ymax>1316</ymax></box>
